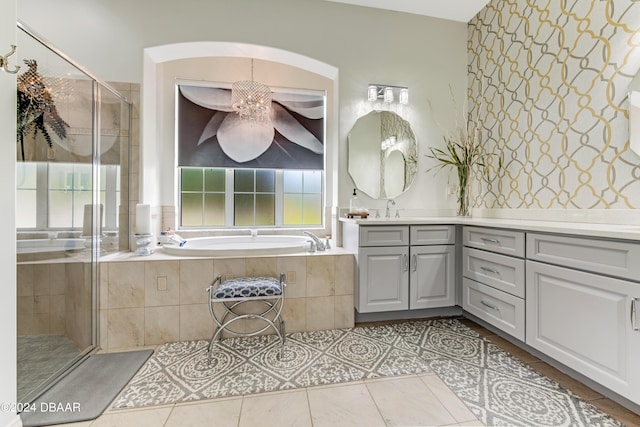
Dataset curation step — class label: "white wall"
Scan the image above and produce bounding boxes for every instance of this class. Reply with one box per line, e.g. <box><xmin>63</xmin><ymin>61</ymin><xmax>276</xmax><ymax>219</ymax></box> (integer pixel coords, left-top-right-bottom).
<box><xmin>1</xmin><ymin>0</ymin><xmax>20</xmax><ymax>425</ymax></box>
<box><xmin>18</xmin><ymin>0</ymin><xmax>468</xmax><ymax>213</ymax></box>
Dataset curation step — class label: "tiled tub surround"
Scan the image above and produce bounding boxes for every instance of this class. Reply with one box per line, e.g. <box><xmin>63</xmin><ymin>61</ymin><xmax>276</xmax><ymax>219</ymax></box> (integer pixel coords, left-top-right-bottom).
<box><xmin>98</xmin><ymin>250</ymin><xmax>355</xmax><ymax>351</ymax></box>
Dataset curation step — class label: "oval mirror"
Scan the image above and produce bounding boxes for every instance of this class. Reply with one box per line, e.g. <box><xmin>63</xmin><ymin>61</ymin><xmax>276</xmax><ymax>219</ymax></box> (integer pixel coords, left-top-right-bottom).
<box><xmin>347</xmin><ymin>110</ymin><xmax>417</xmax><ymax>199</ymax></box>
<box><xmin>629</xmin><ymin>71</ymin><xmax>640</xmax><ymax>156</ymax></box>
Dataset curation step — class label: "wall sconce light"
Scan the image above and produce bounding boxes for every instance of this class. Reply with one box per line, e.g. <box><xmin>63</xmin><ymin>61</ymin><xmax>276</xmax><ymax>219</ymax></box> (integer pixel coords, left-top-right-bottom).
<box><xmin>367</xmin><ymin>84</ymin><xmax>409</xmax><ymax>105</ymax></box>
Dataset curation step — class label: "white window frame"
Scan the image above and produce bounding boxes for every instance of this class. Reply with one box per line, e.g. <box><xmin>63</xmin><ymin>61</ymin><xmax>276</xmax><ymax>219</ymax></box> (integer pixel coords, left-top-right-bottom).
<box><xmin>179</xmin><ymin>167</ymin><xmax>324</xmax><ymax>229</ymax></box>
<box><xmin>16</xmin><ymin>162</ymin><xmax>120</xmax><ymax>231</ymax></box>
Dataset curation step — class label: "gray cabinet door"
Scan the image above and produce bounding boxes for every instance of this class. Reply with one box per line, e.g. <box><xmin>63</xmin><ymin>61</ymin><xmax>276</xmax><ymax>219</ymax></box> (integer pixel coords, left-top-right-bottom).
<box><xmin>526</xmin><ymin>260</ymin><xmax>640</xmax><ymax>404</ymax></box>
<box><xmin>357</xmin><ymin>246</ymin><xmax>409</xmax><ymax>313</ymax></box>
<box><xmin>409</xmin><ymin>245</ymin><xmax>456</xmax><ymax>309</ymax></box>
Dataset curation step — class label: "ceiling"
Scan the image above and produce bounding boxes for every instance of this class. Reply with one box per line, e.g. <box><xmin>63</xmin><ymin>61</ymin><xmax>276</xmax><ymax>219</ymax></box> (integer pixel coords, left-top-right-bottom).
<box><xmin>321</xmin><ymin>0</ymin><xmax>490</xmax><ymax>22</ymax></box>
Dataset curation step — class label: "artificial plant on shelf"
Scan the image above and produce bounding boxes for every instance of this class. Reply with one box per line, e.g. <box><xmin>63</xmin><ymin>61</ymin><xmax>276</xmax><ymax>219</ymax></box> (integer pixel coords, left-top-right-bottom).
<box><xmin>425</xmin><ymin>88</ymin><xmax>501</xmax><ymax>216</ymax></box>
<box><xmin>16</xmin><ymin>59</ymin><xmax>68</xmax><ymax>161</ymax></box>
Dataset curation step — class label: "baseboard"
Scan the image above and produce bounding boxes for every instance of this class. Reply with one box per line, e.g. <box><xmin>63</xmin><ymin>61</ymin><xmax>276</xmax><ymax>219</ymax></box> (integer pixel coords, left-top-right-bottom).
<box><xmin>355</xmin><ymin>306</ymin><xmax>463</xmax><ymax>323</ymax></box>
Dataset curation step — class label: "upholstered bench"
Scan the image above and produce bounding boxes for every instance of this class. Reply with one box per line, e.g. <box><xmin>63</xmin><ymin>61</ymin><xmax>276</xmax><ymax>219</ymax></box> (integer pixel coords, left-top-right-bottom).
<box><xmin>206</xmin><ymin>274</ymin><xmax>286</xmax><ymax>358</ymax></box>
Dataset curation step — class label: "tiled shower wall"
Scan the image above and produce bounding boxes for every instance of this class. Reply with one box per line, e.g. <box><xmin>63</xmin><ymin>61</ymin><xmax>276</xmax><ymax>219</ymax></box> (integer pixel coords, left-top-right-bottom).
<box><xmin>99</xmin><ymin>253</ymin><xmax>355</xmax><ymax>351</ymax></box>
<box><xmin>17</xmin><ymin>261</ymin><xmax>91</xmax><ymax>350</ymax></box>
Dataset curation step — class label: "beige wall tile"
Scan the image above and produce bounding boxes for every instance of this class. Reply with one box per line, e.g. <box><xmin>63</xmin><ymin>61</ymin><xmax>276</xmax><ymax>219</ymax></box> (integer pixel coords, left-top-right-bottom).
<box><xmin>214</xmin><ymin>258</ymin><xmax>246</xmax><ymax>281</ymax></box>
<box><xmin>306</xmin><ymin>296</ymin><xmax>334</xmax><ymax>331</ymax></box>
<box><xmin>17</xmin><ymin>264</ymin><xmax>34</xmax><ymax>297</ymax></box>
<box><xmin>50</xmin><ymin>295</ymin><xmax>66</xmax><ymax>334</ymax></box>
<box><xmin>145</xmin><ymin>260</ymin><xmax>180</xmax><ymax>307</ymax></box>
<box><xmin>246</xmin><ymin>257</ymin><xmax>278</xmax><ymax>278</ymax></box>
<box><xmin>18</xmin><ymin>296</ymin><xmax>34</xmax><ymax>315</ymax></box>
<box><xmin>179</xmin><ymin>303</ymin><xmax>213</xmax><ymax>341</ymax></box>
<box><xmin>108</xmin><ymin>262</ymin><xmax>145</xmax><ymax>308</ymax></box>
<box><xmin>334</xmin><ymin>254</ymin><xmax>355</xmax><ymax>296</ymax></box>
<box><xmin>33</xmin><ymin>264</ymin><xmax>50</xmax><ymax>295</ymax></box>
<box><xmin>334</xmin><ymin>295</ymin><xmax>354</xmax><ymax>329</ymax></box>
<box><xmin>34</xmin><ymin>295</ymin><xmax>50</xmax><ymax>314</ymax></box>
<box><xmin>99</xmin><ymin>309</ymin><xmax>109</xmax><ymax>349</ymax></box>
<box><xmin>180</xmin><ymin>259</ymin><xmax>214</xmax><ymax>305</ymax></box>
<box><xmin>107</xmin><ymin>307</ymin><xmax>144</xmax><ymax>349</ymax></box>
<box><xmin>145</xmin><ymin>306</ymin><xmax>180</xmax><ymax>345</ymax></box>
<box><xmin>17</xmin><ymin>312</ymin><xmax>49</xmax><ymax>336</ymax></box>
<box><xmin>282</xmin><ymin>297</ymin><xmax>306</xmax><ymax>333</ymax></box>
<box><xmin>277</xmin><ymin>256</ymin><xmax>307</xmax><ymax>298</ymax></box>
<box><xmin>49</xmin><ymin>263</ymin><xmax>67</xmax><ymax>295</ymax></box>
<box><xmin>306</xmin><ymin>256</ymin><xmax>335</xmax><ymax>297</ymax></box>
<box><xmin>99</xmin><ymin>262</ymin><xmax>109</xmax><ymax>309</ymax></box>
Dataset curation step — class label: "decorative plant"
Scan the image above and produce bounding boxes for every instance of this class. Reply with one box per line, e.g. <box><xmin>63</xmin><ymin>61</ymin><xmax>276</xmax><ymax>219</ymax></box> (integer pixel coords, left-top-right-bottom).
<box><xmin>16</xmin><ymin>59</ymin><xmax>68</xmax><ymax>161</ymax></box>
<box><xmin>426</xmin><ymin>88</ymin><xmax>500</xmax><ymax>216</ymax></box>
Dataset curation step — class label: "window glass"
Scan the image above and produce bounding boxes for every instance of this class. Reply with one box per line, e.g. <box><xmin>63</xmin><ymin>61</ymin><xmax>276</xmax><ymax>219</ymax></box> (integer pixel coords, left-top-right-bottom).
<box><xmin>234</xmin><ymin>170</ymin><xmax>254</xmax><ymax>192</ymax></box>
<box><xmin>204</xmin><ymin>193</ymin><xmax>225</xmax><ymax>226</ymax></box>
<box><xmin>181</xmin><ymin>193</ymin><xmax>203</xmax><ymax>227</ymax></box>
<box><xmin>181</xmin><ymin>168</ymin><xmax>203</xmax><ymax>192</ymax></box>
<box><xmin>234</xmin><ymin>194</ymin><xmax>254</xmax><ymax>226</ymax></box>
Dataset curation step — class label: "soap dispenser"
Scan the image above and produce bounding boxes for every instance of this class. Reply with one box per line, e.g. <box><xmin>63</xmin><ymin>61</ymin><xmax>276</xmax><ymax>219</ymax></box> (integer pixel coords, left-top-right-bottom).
<box><xmin>349</xmin><ymin>188</ymin><xmax>360</xmax><ymax>212</ymax></box>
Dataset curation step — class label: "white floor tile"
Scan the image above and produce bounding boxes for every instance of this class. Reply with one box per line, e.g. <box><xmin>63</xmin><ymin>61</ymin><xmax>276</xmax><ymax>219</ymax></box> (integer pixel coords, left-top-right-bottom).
<box><xmin>420</xmin><ymin>374</ymin><xmax>478</xmax><ymax>423</ymax></box>
<box><xmin>307</xmin><ymin>383</ymin><xmax>386</xmax><ymax>427</ymax></box>
<box><xmin>239</xmin><ymin>389</ymin><xmax>311</xmax><ymax>427</ymax></box>
<box><xmin>366</xmin><ymin>376</ymin><xmax>457</xmax><ymax>426</ymax></box>
<box><xmin>165</xmin><ymin>398</ymin><xmax>242</xmax><ymax>427</ymax></box>
<box><xmin>88</xmin><ymin>407</ymin><xmax>172</xmax><ymax>427</ymax></box>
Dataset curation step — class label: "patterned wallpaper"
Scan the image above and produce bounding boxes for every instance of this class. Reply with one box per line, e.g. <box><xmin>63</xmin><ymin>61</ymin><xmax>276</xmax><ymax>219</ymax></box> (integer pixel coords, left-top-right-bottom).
<box><xmin>468</xmin><ymin>0</ymin><xmax>640</xmax><ymax>209</ymax></box>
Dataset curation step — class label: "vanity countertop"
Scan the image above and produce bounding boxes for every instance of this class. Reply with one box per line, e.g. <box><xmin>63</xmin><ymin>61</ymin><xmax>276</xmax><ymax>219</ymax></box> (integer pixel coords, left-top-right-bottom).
<box><xmin>339</xmin><ymin>216</ymin><xmax>640</xmax><ymax>241</ymax></box>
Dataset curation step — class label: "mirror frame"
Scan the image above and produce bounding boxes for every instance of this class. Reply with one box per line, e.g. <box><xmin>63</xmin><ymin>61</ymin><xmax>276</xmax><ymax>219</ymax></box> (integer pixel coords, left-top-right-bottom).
<box><xmin>347</xmin><ymin>110</ymin><xmax>418</xmax><ymax>199</ymax></box>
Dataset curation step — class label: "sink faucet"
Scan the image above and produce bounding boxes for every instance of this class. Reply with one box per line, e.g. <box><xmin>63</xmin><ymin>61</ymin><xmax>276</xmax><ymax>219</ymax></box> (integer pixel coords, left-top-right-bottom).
<box><xmin>385</xmin><ymin>200</ymin><xmax>396</xmax><ymax>219</ymax></box>
<box><xmin>303</xmin><ymin>231</ymin><xmax>326</xmax><ymax>251</ymax></box>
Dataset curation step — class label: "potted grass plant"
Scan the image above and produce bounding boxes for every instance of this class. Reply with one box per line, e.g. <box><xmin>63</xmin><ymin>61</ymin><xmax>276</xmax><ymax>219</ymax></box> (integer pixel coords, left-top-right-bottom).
<box><xmin>426</xmin><ymin>89</ymin><xmax>499</xmax><ymax>216</ymax></box>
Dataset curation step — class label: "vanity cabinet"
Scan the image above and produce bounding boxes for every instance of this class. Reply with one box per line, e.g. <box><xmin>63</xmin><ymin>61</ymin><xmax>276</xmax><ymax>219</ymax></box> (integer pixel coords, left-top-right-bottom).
<box><xmin>526</xmin><ymin>233</ymin><xmax>640</xmax><ymax>404</ymax></box>
<box><xmin>343</xmin><ymin>223</ymin><xmax>455</xmax><ymax>313</ymax></box>
<box><xmin>462</xmin><ymin>226</ymin><xmax>526</xmax><ymax>340</ymax></box>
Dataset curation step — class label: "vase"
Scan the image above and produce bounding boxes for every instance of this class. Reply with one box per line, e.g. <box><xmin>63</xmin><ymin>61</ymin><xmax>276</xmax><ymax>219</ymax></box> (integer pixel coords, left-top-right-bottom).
<box><xmin>456</xmin><ymin>166</ymin><xmax>471</xmax><ymax>217</ymax></box>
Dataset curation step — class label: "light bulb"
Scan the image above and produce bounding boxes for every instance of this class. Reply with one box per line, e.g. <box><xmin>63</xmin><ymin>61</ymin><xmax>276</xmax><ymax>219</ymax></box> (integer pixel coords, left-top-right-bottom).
<box><xmin>383</xmin><ymin>87</ymin><xmax>394</xmax><ymax>103</ymax></box>
<box><xmin>399</xmin><ymin>88</ymin><xmax>409</xmax><ymax>105</ymax></box>
<box><xmin>368</xmin><ymin>85</ymin><xmax>378</xmax><ymax>102</ymax></box>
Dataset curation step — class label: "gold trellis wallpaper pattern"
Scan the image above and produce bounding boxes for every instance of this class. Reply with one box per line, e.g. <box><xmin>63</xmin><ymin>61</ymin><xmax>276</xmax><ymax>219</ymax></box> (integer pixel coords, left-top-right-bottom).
<box><xmin>468</xmin><ymin>0</ymin><xmax>640</xmax><ymax>209</ymax></box>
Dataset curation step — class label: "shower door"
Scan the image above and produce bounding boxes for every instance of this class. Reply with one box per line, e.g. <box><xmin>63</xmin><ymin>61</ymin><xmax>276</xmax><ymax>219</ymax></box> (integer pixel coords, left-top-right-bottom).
<box><xmin>15</xmin><ymin>22</ymin><xmax>131</xmax><ymax>403</ymax></box>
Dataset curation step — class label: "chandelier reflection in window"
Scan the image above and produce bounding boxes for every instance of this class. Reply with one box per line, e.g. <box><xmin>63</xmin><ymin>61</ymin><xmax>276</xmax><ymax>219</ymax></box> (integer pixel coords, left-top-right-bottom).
<box><xmin>231</xmin><ymin>58</ymin><xmax>272</xmax><ymax>122</ymax></box>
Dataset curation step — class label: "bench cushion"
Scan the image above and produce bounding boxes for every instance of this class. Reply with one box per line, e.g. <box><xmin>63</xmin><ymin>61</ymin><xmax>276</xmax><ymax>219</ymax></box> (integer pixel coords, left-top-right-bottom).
<box><xmin>213</xmin><ymin>277</ymin><xmax>282</xmax><ymax>299</ymax></box>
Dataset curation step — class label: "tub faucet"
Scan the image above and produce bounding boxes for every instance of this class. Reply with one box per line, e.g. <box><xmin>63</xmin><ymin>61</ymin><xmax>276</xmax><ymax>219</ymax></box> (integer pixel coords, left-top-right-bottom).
<box><xmin>385</xmin><ymin>200</ymin><xmax>396</xmax><ymax>219</ymax></box>
<box><xmin>303</xmin><ymin>231</ymin><xmax>326</xmax><ymax>251</ymax></box>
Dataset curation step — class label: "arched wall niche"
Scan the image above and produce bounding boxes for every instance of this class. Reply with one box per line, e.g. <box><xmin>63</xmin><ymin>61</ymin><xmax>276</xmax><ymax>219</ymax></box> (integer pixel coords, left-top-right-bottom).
<box><xmin>141</xmin><ymin>41</ymin><xmax>339</xmax><ymax>235</ymax></box>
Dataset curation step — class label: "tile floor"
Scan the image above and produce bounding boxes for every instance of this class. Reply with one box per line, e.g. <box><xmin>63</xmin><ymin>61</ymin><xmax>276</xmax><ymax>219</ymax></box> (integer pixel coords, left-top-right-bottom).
<box><xmin>47</xmin><ymin>319</ymin><xmax>640</xmax><ymax>427</ymax></box>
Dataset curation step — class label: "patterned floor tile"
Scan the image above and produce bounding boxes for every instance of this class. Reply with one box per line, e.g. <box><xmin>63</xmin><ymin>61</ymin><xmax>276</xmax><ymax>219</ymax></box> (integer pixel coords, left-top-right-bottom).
<box><xmin>112</xmin><ymin>319</ymin><xmax>624</xmax><ymax>427</ymax></box>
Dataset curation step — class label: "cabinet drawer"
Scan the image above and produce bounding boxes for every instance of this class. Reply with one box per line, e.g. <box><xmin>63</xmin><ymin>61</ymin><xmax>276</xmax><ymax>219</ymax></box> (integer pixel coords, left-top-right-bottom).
<box><xmin>463</xmin><ymin>226</ymin><xmax>525</xmax><ymax>257</ymax></box>
<box><xmin>527</xmin><ymin>233</ymin><xmax>640</xmax><ymax>281</ymax></box>
<box><xmin>462</xmin><ymin>278</ymin><xmax>525</xmax><ymax>341</ymax></box>
<box><xmin>359</xmin><ymin>226</ymin><xmax>409</xmax><ymax>247</ymax></box>
<box><xmin>410</xmin><ymin>225</ymin><xmax>455</xmax><ymax>245</ymax></box>
<box><xmin>462</xmin><ymin>247</ymin><xmax>525</xmax><ymax>298</ymax></box>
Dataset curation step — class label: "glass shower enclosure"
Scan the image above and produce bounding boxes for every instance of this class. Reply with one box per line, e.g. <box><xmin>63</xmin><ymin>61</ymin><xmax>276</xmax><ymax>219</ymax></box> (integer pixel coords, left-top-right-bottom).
<box><xmin>15</xmin><ymin>21</ymin><xmax>131</xmax><ymax>404</ymax></box>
